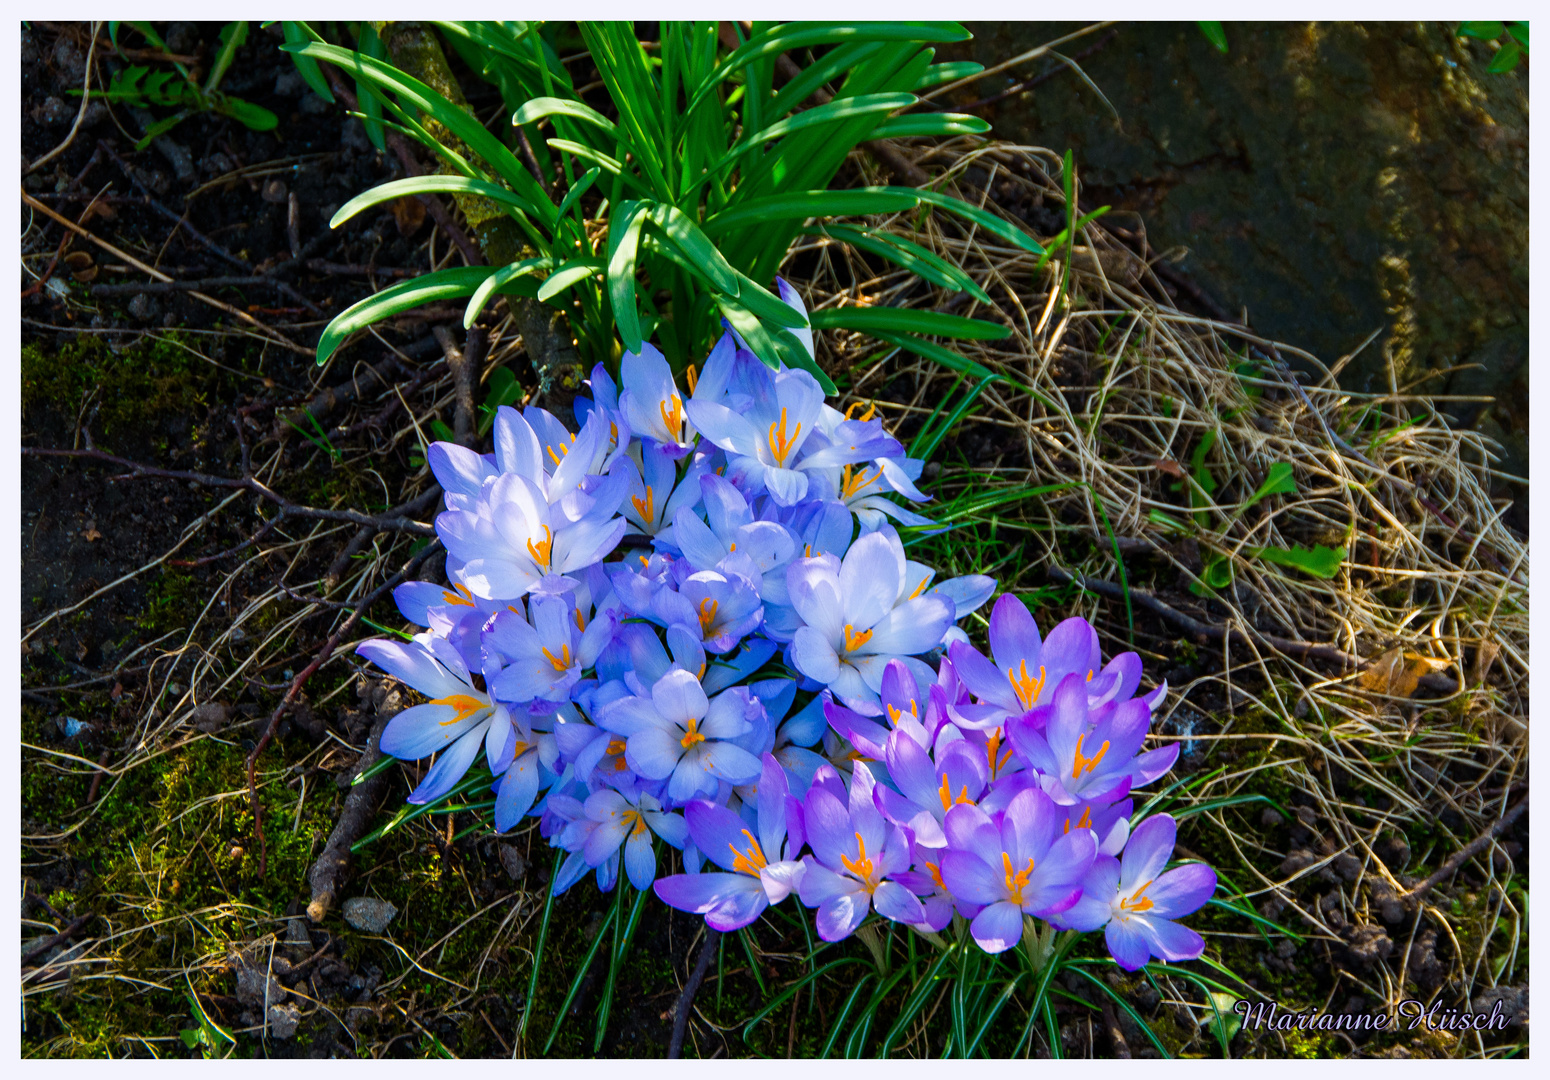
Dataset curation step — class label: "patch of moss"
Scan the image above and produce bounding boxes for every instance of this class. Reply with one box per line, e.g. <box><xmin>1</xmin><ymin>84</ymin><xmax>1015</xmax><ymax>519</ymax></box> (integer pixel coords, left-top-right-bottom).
<box><xmin>22</xmin><ymin>332</ymin><xmax>217</xmax><ymax>441</ymax></box>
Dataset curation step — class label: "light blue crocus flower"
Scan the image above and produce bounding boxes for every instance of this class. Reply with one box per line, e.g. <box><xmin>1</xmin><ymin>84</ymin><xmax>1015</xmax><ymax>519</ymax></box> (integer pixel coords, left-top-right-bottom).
<box><xmin>596</xmin><ymin>669</ymin><xmax>764</xmax><ymax>801</ymax></box>
<box><xmin>1049</xmin><ymin>813</ymin><xmax>1215</xmax><ymax>970</ymax></box>
<box><xmin>580</xmin><ymin>781</ymin><xmax>689</xmax><ymax>889</ymax></box>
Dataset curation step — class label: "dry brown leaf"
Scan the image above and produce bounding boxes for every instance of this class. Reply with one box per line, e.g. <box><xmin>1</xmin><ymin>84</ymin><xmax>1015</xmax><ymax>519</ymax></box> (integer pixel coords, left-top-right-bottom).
<box><xmin>1357</xmin><ymin>647</ymin><xmax>1450</xmax><ymax>698</ymax></box>
<box><xmin>391</xmin><ymin>195</ymin><xmax>426</xmax><ymax>237</ymax></box>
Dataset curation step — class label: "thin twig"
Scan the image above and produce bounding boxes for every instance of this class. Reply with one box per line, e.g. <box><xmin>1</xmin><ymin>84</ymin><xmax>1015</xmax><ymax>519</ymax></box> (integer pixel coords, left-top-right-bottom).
<box><xmin>21</xmin><ymin>914</ymin><xmax>94</xmax><ymax>969</ymax></box>
<box><xmin>24</xmin><ymin>21</ymin><xmax>100</xmax><ymax>176</ymax></box>
<box><xmin>1404</xmin><ymin>794</ymin><xmax>1527</xmax><ymax>907</ymax></box>
<box><xmin>668</xmin><ymin>928</ymin><xmax>722</xmax><ymax>1059</ymax></box>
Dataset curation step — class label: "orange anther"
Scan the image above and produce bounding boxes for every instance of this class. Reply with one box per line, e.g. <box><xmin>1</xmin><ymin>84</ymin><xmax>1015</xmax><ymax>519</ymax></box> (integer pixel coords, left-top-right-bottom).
<box><xmin>1007</xmin><ymin>661</ymin><xmax>1046</xmax><ymax>711</ymax></box>
<box><xmin>842</xmin><ymin>624</ymin><xmax>874</xmax><ymax>653</ymax></box>
<box><xmin>541</xmin><ymin>643</ymin><xmax>573</xmax><ymax>672</ymax></box>
<box><xmin>679</xmin><ymin>716</ymin><xmax>706</xmax><ymax>749</ymax></box>
<box><xmin>526</xmin><ymin>524</ymin><xmax>553</xmax><ymax>570</ymax></box>
<box><xmin>729</xmin><ymin>828</ymin><xmax>767</xmax><ymax>876</ymax></box>
<box><xmin>431</xmin><ymin>693</ymin><xmax>487</xmax><ymax>725</ymax></box>
<box><xmin>698</xmin><ymin>597</ymin><xmax>719</xmax><ymax>634</ymax></box>
<box><xmin>1072</xmin><ymin>733</ymin><xmax>1110</xmax><ymax>780</ymax></box>
<box><xmin>767</xmin><ymin>406</ymin><xmax>802</xmax><ymax>467</ymax></box>
<box><xmin>631</xmin><ymin>485</ymin><xmax>655</xmax><ymax>522</ymax></box>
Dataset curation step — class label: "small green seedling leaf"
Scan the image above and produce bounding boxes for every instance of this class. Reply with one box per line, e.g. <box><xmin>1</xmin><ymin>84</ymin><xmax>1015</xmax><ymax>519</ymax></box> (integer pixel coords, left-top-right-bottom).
<box><xmin>1252</xmin><ymin>543</ymin><xmax>1346</xmax><ymax>579</ymax></box>
<box><xmin>1197</xmin><ymin>22</ymin><xmax>1229</xmax><ymax>53</ymax></box>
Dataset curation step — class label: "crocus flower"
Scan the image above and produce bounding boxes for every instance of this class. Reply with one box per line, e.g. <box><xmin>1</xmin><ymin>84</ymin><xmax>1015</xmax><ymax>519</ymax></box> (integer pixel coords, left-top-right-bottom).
<box><xmin>484</xmin><ymin>594</ymin><xmax>613</xmax><ymax>707</ymax></box>
<box><xmin>596</xmin><ymin>669</ymin><xmax>764</xmax><ymax>800</ymax></box>
<box><xmin>580</xmin><ymin>783</ymin><xmax>689</xmax><ymax>889</ymax></box>
<box><xmin>797</xmin><ymin>762</ymin><xmax>925</xmax><ymax>939</ymax></box>
<box><xmin>1006</xmin><ymin>673</ymin><xmax>1178</xmax><ymax>806</ymax></box>
<box><xmin>937</xmin><ymin>787</ymin><xmax>1097</xmax><ymax>953</ymax></box>
<box><xmin>357</xmin><ymin>634</ymin><xmax>512</xmax><ymax>804</ymax></box>
<box><xmin>616</xmin><ymin>439</ymin><xmax>714</xmax><ymax>538</ymax></box>
<box><xmin>874</xmin><ymin>729</ymin><xmax>989</xmax><ymax>848</ymax></box>
<box><xmin>787</xmin><ymin>529</ymin><xmax>954</xmax><ymax>710</ymax></box>
<box><xmin>1049</xmin><ymin>813</ymin><xmax>1215</xmax><ymax>970</ymax></box>
<box><xmin>619</xmin><ymin>342</ymin><xmax>697</xmax><ymax>457</ymax></box>
<box><xmin>654</xmin><ymin>754</ymin><xmax>807</xmax><ymax>931</ymax></box>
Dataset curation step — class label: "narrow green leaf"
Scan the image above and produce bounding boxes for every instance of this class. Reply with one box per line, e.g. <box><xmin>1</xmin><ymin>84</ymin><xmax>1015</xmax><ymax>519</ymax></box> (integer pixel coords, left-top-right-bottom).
<box><xmin>317</xmin><ymin>267</ymin><xmax>514</xmax><ymax>366</ymax></box>
<box><xmin>916</xmin><ymin>60</ymin><xmax>983</xmax><ymax>89</ymax></box>
<box><xmin>1251</xmin><ymin>543</ymin><xmax>1346</xmax><ymax>579</ymax></box>
<box><xmin>704</xmin><ymin>188</ymin><xmax>919</xmax><ymax>236</ymax></box>
<box><xmin>355</xmin><ymin>22</ymin><xmax>387</xmax><ymax>152</ymax></box>
<box><xmin>217</xmin><ymin>97</ymin><xmax>278</xmax><ymax>132</ymax></box>
<box><xmin>866</xmin><ymin>113</ymin><xmax>991</xmax><ymax>139</ymax></box>
<box><xmin>810</xmin><ymin>306</ymin><xmax>1009</xmax><ymax>340</ymax></box>
<box><xmin>885</xmin><ymin>186</ymin><xmax>1045</xmax><ymax>256</ymax></box>
<box><xmin>206</xmin><ymin>21</ymin><xmax>248</xmax><ymax>95</ymax></box>
<box><xmin>545</xmin><ymin>139</ymin><xmax>655</xmax><ymax>197</ymax></box>
<box><xmin>607</xmin><ymin>201</ymin><xmax>649</xmax><ymax>353</ymax></box>
<box><xmin>1487</xmin><ymin>39</ymin><xmax>1523</xmax><ymax>72</ymax></box>
<box><xmin>1507</xmin><ymin>22</ymin><xmax>1528</xmax><ymax>49</ymax></box>
<box><xmin>644</xmin><ymin>204</ymin><xmax>739</xmax><ymax>295</ymax></box>
<box><xmin>809</xmin><ymin>223</ymin><xmax>990</xmax><ymax>302</ymax></box>
<box><xmin>728</xmin><ymin>269</ymin><xmax>808</xmax><ymax>330</ymax></box>
<box><xmin>536</xmin><ymin>259</ymin><xmax>601</xmax><ymax>302</ymax></box>
<box><xmin>330</xmin><ymin>176</ymin><xmax>542</xmax><ymax>229</ymax></box>
<box><xmin>1247</xmin><ymin>461</ymin><xmax>1296</xmax><ymax>505</ymax></box>
<box><xmin>281</xmin><ymin>22</ymin><xmax>335</xmax><ymax>103</ymax></box>
<box><xmin>512</xmin><ymin>95</ymin><xmax>617</xmax><ymax>136</ymax></box>
<box><xmin>555</xmin><ymin>166</ymin><xmax>601</xmax><ymax>222</ymax></box>
<box><xmin>464</xmin><ymin>257</ymin><xmax>552</xmax><ymax>327</ymax></box>
<box><xmin>1458</xmin><ymin>21</ymin><xmax>1505</xmax><ymax>40</ymax></box>
<box><xmin>1197</xmin><ymin>22</ymin><xmax>1230</xmax><ymax>53</ymax></box>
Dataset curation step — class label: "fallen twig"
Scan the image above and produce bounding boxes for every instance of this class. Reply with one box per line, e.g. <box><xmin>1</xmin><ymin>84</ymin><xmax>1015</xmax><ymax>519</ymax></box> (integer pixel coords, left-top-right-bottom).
<box><xmin>306</xmin><ymin>709</ymin><xmax>396</xmax><ymax>924</ymax></box>
<box><xmin>1047</xmin><ymin>565</ymin><xmax>1460</xmax><ymax>694</ymax></box>
<box><xmin>21</xmin><ymin>913</ymin><xmax>94</xmax><ymax>969</ymax></box>
<box><xmin>1403</xmin><ymin>793</ymin><xmax>1527</xmax><ymax>908</ymax></box>
<box><xmin>23</xmin><ymin>21</ymin><xmax>99</xmax><ymax>176</ymax></box>
<box><xmin>668</xmin><ymin>928</ymin><xmax>722</xmax><ymax>1059</ymax></box>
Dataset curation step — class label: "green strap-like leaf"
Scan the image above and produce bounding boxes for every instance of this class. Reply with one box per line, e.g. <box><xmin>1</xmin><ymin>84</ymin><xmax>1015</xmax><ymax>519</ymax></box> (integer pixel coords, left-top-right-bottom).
<box><xmin>554</xmin><ymin>166</ymin><xmax>601</xmax><ymax>222</ymax></box>
<box><xmin>329</xmin><ymin>175</ymin><xmax>544</xmax><ymax>229</ymax></box>
<box><xmin>704</xmin><ymin>187</ymin><xmax>919</xmax><ymax>236</ymax></box>
<box><xmin>809</xmin><ymin>223</ymin><xmax>991</xmax><ymax>302</ymax></box>
<box><xmin>607</xmin><ymin>201</ymin><xmax>649</xmax><ymax>353</ymax></box>
<box><xmin>810</xmin><ymin>305</ymin><xmax>1010</xmax><ymax>340</ymax></box>
<box><xmin>536</xmin><ymin>258</ymin><xmax>602</xmax><ymax>302</ymax></box>
<box><xmin>884</xmin><ymin>186</ymin><xmax>1047</xmax><ymax>256</ymax></box>
<box><xmin>866</xmin><ymin>113</ymin><xmax>991</xmax><ymax>139</ymax></box>
<box><xmin>545</xmin><ymin>139</ymin><xmax>656</xmax><ymax>198</ymax></box>
<box><xmin>281</xmin><ymin>22</ymin><xmax>335</xmax><ymax>104</ymax></box>
<box><xmin>644</xmin><ymin>204</ymin><xmax>739</xmax><ymax>296</ymax></box>
<box><xmin>283</xmin><ymin>41</ymin><xmax>557</xmax><ymax>227</ymax></box>
<box><xmin>512</xmin><ymin>95</ymin><xmax>617</xmax><ymax>136</ymax></box>
<box><xmin>714</xmin><ymin>93</ymin><xmax>916</xmax><ymax>171</ymax></box>
<box><xmin>464</xmin><ymin>256</ymin><xmax>552</xmax><ymax>328</ymax></box>
<box><xmin>317</xmin><ymin>267</ymin><xmax>515</xmax><ymax>366</ymax></box>
<box><xmin>915</xmin><ymin>60</ymin><xmax>983</xmax><ymax>90</ymax></box>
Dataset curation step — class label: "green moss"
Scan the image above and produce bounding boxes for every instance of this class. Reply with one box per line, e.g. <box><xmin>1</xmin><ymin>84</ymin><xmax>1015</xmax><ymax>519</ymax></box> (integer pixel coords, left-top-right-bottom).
<box><xmin>22</xmin><ymin>332</ymin><xmax>216</xmax><ymax>440</ymax></box>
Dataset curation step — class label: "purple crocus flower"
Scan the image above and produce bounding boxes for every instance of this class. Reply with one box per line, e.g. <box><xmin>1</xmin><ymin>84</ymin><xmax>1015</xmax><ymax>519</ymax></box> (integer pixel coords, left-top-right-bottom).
<box><xmin>786</xmin><ymin>530</ymin><xmax>954</xmax><ymax>711</ymax></box>
<box><xmin>356</xmin><ymin>634</ymin><xmax>512</xmax><ymax>805</ymax></box>
<box><xmin>484</xmin><ymin>594</ymin><xmax>613</xmax><ymax>707</ymax></box>
<box><xmin>619</xmin><ymin>342</ymin><xmax>697</xmax><ymax>457</ymax></box>
<box><xmin>874</xmin><ymin>729</ymin><xmax>989</xmax><ymax>848</ymax></box>
<box><xmin>616</xmin><ymin>439</ymin><xmax>714</xmax><ymax>538</ymax></box>
<box><xmin>1006</xmin><ymin>673</ymin><xmax>1179</xmax><ymax>806</ymax></box>
<box><xmin>596</xmin><ymin>669</ymin><xmax>764</xmax><ymax>800</ymax></box>
<box><xmin>1049</xmin><ymin>813</ymin><xmax>1215</xmax><ymax>970</ymax></box>
<box><xmin>655</xmin><ymin>567</ymin><xmax>765</xmax><ymax>655</ymax></box>
<box><xmin>937</xmin><ymin>787</ymin><xmax>1097</xmax><ymax>953</ymax></box>
<box><xmin>654</xmin><ymin>754</ymin><xmax>807</xmax><ymax>931</ymax></box>
<box><xmin>797</xmin><ymin>762</ymin><xmax>925</xmax><ymax>939</ymax></box>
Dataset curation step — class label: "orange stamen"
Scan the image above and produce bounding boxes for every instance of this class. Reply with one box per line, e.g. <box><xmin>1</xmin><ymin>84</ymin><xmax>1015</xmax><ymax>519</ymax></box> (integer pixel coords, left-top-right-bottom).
<box><xmin>441</xmin><ymin>583</ymin><xmax>476</xmax><ymax>608</ymax></box>
<box><xmin>659</xmin><ymin>394</ymin><xmax>684</xmax><ymax>439</ymax></box>
<box><xmin>842</xmin><ymin>624</ymin><xmax>874</xmax><ymax>653</ymax></box>
<box><xmin>926</xmin><ymin>861</ymin><xmax>947</xmax><ymax>892</ymax></box>
<box><xmin>908</xmin><ymin>576</ymin><xmax>931</xmax><ymax>600</ymax></box>
<box><xmin>431</xmin><ymin>693</ymin><xmax>486</xmax><ymax>725</ymax></box>
<box><xmin>938</xmin><ymin>774</ymin><xmax>975</xmax><ymax>811</ymax></box>
<box><xmin>631</xmin><ymin>485</ymin><xmax>655</xmax><ymax>523</ymax></box>
<box><xmin>767</xmin><ymin>406</ymin><xmax>802</xmax><ymax>467</ymax></box>
<box><xmin>1002</xmin><ymin>852</ymin><xmax>1036</xmax><ymax>903</ymax></box>
<box><xmin>545</xmin><ymin>442</ymin><xmax>569</xmax><ymax>467</ymax></box>
<box><xmin>885</xmin><ymin>700</ymin><xmax>918</xmax><ymax>726</ymax></box>
<box><xmin>844</xmin><ymin>400</ymin><xmax>878</xmax><ymax>422</ymax></box>
<box><xmin>680</xmin><ymin>717</ymin><xmax>706</xmax><ymax>749</ymax></box>
<box><xmin>574</xmin><ymin>608</ymin><xmax>587</xmax><ymax>632</ymax></box>
<box><xmin>1119</xmin><ymin>879</ymin><xmax>1155</xmax><ymax>913</ymax></box>
<box><xmin>840</xmin><ymin>464</ymin><xmax>879</xmax><ymax>500</ymax></box>
<box><xmin>698</xmin><ymin>597</ymin><xmax>719</xmax><ymax>635</ymax></box>
<box><xmin>526</xmin><ymin>524</ymin><xmax>553</xmax><ymax>570</ymax></box>
<box><xmin>541</xmin><ymin>643</ymin><xmax>573</xmax><ymax>672</ymax></box>
<box><xmin>1062</xmin><ymin>805</ymin><xmax>1095</xmax><ymax>836</ymax></box>
<box><xmin>729</xmin><ymin>829</ymin><xmax>767</xmax><ymax>876</ymax></box>
<box><xmin>839</xmin><ymin>832</ymin><xmax>876</xmax><ymax>888</ymax></box>
<box><xmin>1072</xmin><ymin>733</ymin><xmax>1110</xmax><ymax>779</ymax></box>
<box><xmin>1007</xmin><ymin>660</ymin><xmax>1046</xmax><ymax>710</ymax></box>
<box><xmin>684</xmin><ymin>364</ymin><xmax>699</xmax><ymax>394</ymax></box>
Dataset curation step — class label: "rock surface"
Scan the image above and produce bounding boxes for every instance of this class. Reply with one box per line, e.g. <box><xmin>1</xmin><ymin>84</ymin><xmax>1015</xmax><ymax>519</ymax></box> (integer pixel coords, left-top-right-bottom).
<box><xmin>342</xmin><ymin>896</ymin><xmax>399</xmax><ymax>934</ymax></box>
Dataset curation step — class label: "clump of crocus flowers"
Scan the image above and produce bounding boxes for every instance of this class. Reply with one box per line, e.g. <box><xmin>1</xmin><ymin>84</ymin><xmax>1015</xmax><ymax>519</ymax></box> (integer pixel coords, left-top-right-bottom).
<box><xmin>357</xmin><ymin>281</ymin><xmax>1215</xmax><ymax>972</ymax></box>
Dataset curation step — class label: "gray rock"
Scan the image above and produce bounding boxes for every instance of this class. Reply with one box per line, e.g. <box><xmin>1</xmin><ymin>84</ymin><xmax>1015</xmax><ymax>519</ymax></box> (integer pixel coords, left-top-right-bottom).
<box><xmin>262</xmin><ymin>179</ymin><xmax>289</xmax><ymax>205</ymax></box>
<box><xmin>342</xmin><ymin>897</ymin><xmax>398</xmax><ymax>934</ymax></box>
<box><xmin>127</xmin><ymin>293</ymin><xmax>161</xmax><ymax>323</ymax></box>
<box><xmin>267</xmin><ymin>1003</ymin><xmax>301</xmax><ymax>1040</ymax></box>
<box><xmin>233</xmin><ymin>956</ymin><xmax>287</xmax><ymax>1007</ymax></box>
<box><xmin>41</xmin><ymin>96</ymin><xmax>73</xmax><ymax>126</ymax></box>
<box><xmin>498</xmin><ymin>844</ymin><xmax>527</xmax><ymax>882</ymax></box>
<box><xmin>275</xmin><ymin>68</ymin><xmax>306</xmax><ymax>98</ymax></box>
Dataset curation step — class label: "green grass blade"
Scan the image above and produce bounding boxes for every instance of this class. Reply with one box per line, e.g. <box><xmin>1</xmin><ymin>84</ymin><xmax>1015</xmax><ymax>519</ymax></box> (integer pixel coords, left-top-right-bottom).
<box><xmin>820</xmin><ymin>974</ymin><xmax>875</xmax><ymax>1058</ymax></box>
<box><xmin>536</xmin><ymin>258</ymin><xmax>602</xmax><ymax>303</ymax></box>
<box><xmin>706</xmin><ymin>93</ymin><xmax>916</xmax><ymax>181</ymax></box>
<box><xmin>517</xmin><ymin>851</ymin><xmax>561</xmax><ymax>1042</ymax></box>
<box><xmin>512</xmin><ymin>95</ymin><xmax>617</xmax><ymax>137</ymax></box>
<box><xmin>867</xmin><ymin>113</ymin><xmax>991</xmax><ymax>139</ymax></box>
<box><xmin>330</xmin><ymin>175</ymin><xmax>546</xmax><ymax>229</ymax></box>
<box><xmin>594</xmin><ymin>879</ymin><xmax>648</xmax><ymax>1052</ymax></box>
<box><xmin>886</xmin><ymin>186</ymin><xmax>1046</xmax><ymax>256</ymax></box>
<box><xmin>544</xmin><ymin>139</ymin><xmax>655</xmax><ymax>198</ymax></box>
<box><xmin>465</xmin><ymin>256</ymin><xmax>553</xmax><ymax>328</ymax></box>
<box><xmin>317</xmin><ymin>267</ymin><xmax>515</xmax><ymax>367</ymax></box>
<box><xmin>606</xmin><ymin>200</ymin><xmax>649</xmax><ymax>353</ymax></box>
<box><xmin>740</xmin><ymin>957</ymin><xmax>864</xmax><ymax>1043</ymax></box>
<box><xmin>809</xmin><ymin>223</ymin><xmax>991</xmax><ymax>302</ymax></box>
<box><xmin>281</xmin><ymin>22</ymin><xmax>334</xmax><ymax>103</ymax></box>
<box><xmin>543</xmin><ymin>889</ymin><xmax>619</xmax><ymax>1054</ymax></box>
<box><xmin>704</xmin><ymin>187</ymin><xmax>918</xmax><ymax>237</ymax></box>
<box><xmin>1064</xmin><ymin>964</ymin><xmax>1174</xmax><ymax>1058</ymax></box>
<box><xmin>811</xmin><ymin>306</ymin><xmax>1009</xmax><ymax>341</ymax></box>
<box><xmin>645</xmin><ymin>204</ymin><xmax>740</xmax><ymax>295</ymax></box>
<box><xmin>879</xmin><ymin>941</ymin><xmax>958</xmax><ymax>1056</ymax></box>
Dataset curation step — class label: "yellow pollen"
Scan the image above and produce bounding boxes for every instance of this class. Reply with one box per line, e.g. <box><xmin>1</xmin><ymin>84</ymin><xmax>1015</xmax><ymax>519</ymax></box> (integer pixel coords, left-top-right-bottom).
<box><xmin>767</xmin><ymin>406</ymin><xmax>802</xmax><ymax>467</ymax></box>
<box><xmin>729</xmin><ymin>828</ymin><xmax>767</xmax><ymax>876</ymax></box>
<box><xmin>839</xmin><ymin>831</ymin><xmax>876</xmax><ymax>888</ymax></box>
<box><xmin>1086</xmin><ymin>668</ymin><xmax>1094</xmax><ymax>682</ymax></box>
<box><xmin>844</xmin><ymin>400</ymin><xmax>878</xmax><ymax>422</ymax></box>
<box><xmin>698</xmin><ymin>597</ymin><xmax>719</xmax><ymax>634</ymax></box>
<box><xmin>1072</xmin><ymin>733</ymin><xmax>1111</xmax><ymax>780</ymax></box>
<box><xmin>526</xmin><ymin>524</ymin><xmax>553</xmax><ymax>569</ymax></box>
<box><xmin>442</xmin><ymin>583</ymin><xmax>476</xmax><ymax>607</ymax></box>
<box><xmin>1002</xmin><ymin>852</ymin><xmax>1036</xmax><ymax>903</ymax></box>
<box><xmin>620</xmin><ymin>809</ymin><xmax>649</xmax><ymax>837</ymax></box>
<box><xmin>609</xmin><ymin>420</ymin><xmax>618</xmax><ymax>445</ymax></box>
<box><xmin>985</xmin><ymin>729</ymin><xmax>1014</xmax><ymax>777</ymax></box>
<box><xmin>659</xmin><ymin>394</ymin><xmax>684</xmax><ymax>438</ymax></box>
<box><xmin>938</xmin><ymin>774</ymin><xmax>975</xmax><ymax>811</ymax></box>
<box><xmin>680</xmin><ymin>717</ymin><xmax>706</xmax><ymax>749</ymax></box>
<box><xmin>908</xmin><ymin>576</ymin><xmax>930</xmax><ymax>600</ymax></box>
<box><xmin>728</xmin><ymin>541</ymin><xmax>736</xmax><ymax>552</ymax></box>
<box><xmin>541</xmin><ymin>643</ymin><xmax>573</xmax><ymax>672</ymax></box>
<box><xmin>639</xmin><ymin>555</ymin><xmax>649</xmax><ymax>567</ymax></box>
<box><xmin>613</xmin><ymin>756</ymin><xmax>630</xmax><ymax>771</ymax></box>
<box><xmin>545</xmin><ymin>442</ymin><xmax>569</xmax><ymax>466</ymax></box>
<box><xmin>574</xmin><ymin>608</ymin><xmax>587</xmax><ymax>632</ymax></box>
<box><xmin>684</xmin><ymin>364</ymin><xmax>699</xmax><ymax>394</ymax></box>
<box><xmin>1119</xmin><ymin>879</ymin><xmax>1155</xmax><ymax>913</ymax></box>
<box><xmin>606</xmin><ymin>737</ymin><xmax>627</xmax><ymax>757</ymax></box>
<box><xmin>1008</xmin><ymin>660</ymin><xmax>1047</xmax><ymax>710</ymax></box>
<box><xmin>885</xmin><ymin>700</ymin><xmax>918</xmax><ymax>726</ymax></box>
<box><xmin>431</xmin><ymin>693</ymin><xmax>486</xmax><ymax>725</ymax></box>
<box><xmin>926</xmin><ymin>861</ymin><xmax>947</xmax><ymax>891</ymax></box>
<box><xmin>842</xmin><ymin>624</ymin><xmax>874</xmax><ymax>653</ymax></box>
<box><xmin>631</xmin><ymin>486</ymin><xmax>655</xmax><ymax>522</ymax></box>
<box><xmin>840</xmin><ymin>464</ymin><xmax>879</xmax><ymax>500</ymax></box>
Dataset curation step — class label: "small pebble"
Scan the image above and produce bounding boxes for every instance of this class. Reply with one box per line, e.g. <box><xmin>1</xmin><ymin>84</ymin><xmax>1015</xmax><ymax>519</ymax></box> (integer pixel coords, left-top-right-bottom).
<box><xmin>342</xmin><ymin>896</ymin><xmax>399</xmax><ymax>934</ymax></box>
<box><xmin>267</xmin><ymin>1002</ymin><xmax>301</xmax><ymax>1040</ymax></box>
<box><xmin>262</xmin><ymin>179</ymin><xmax>289</xmax><ymax>205</ymax></box>
<box><xmin>498</xmin><ymin>844</ymin><xmax>527</xmax><ymax>882</ymax></box>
